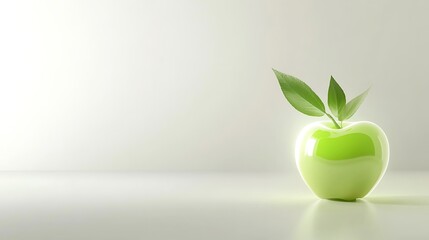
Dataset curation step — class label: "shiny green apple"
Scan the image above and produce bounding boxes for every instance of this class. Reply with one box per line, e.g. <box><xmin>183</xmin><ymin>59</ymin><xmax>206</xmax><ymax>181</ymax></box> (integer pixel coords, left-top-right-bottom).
<box><xmin>296</xmin><ymin>121</ymin><xmax>389</xmax><ymax>201</ymax></box>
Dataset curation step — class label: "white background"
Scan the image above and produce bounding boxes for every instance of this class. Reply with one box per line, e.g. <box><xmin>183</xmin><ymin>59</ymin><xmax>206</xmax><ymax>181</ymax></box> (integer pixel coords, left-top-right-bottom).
<box><xmin>0</xmin><ymin>0</ymin><xmax>428</xmax><ymax>171</ymax></box>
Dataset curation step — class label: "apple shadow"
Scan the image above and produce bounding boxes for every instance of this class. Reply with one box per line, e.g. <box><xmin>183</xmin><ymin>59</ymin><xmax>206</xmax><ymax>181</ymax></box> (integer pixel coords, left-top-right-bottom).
<box><xmin>364</xmin><ymin>195</ymin><xmax>429</xmax><ymax>206</ymax></box>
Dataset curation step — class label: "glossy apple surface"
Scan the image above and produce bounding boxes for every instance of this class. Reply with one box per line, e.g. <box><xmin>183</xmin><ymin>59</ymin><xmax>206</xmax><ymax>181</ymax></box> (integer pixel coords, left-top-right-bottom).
<box><xmin>296</xmin><ymin>121</ymin><xmax>389</xmax><ymax>201</ymax></box>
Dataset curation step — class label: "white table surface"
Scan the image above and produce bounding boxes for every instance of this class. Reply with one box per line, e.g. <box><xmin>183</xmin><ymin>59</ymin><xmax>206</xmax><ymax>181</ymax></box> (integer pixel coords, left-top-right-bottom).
<box><xmin>0</xmin><ymin>171</ymin><xmax>428</xmax><ymax>240</ymax></box>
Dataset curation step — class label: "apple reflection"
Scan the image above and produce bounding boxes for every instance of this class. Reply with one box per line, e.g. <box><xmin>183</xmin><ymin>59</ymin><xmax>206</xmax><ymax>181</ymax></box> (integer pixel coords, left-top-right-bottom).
<box><xmin>294</xmin><ymin>200</ymin><xmax>384</xmax><ymax>240</ymax></box>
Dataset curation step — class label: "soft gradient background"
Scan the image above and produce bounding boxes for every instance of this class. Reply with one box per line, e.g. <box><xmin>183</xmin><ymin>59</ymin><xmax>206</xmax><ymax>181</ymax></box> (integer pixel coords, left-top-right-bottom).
<box><xmin>0</xmin><ymin>0</ymin><xmax>427</xmax><ymax>171</ymax></box>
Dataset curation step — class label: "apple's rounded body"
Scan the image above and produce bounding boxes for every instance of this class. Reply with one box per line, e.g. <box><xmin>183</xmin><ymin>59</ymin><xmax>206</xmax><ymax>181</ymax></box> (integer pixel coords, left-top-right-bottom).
<box><xmin>296</xmin><ymin>121</ymin><xmax>389</xmax><ymax>201</ymax></box>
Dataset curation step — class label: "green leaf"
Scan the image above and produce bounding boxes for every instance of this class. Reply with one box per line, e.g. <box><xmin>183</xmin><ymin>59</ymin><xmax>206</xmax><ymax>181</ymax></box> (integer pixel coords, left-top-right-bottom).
<box><xmin>328</xmin><ymin>76</ymin><xmax>346</xmax><ymax>118</ymax></box>
<box><xmin>273</xmin><ymin>69</ymin><xmax>325</xmax><ymax>116</ymax></box>
<box><xmin>338</xmin><ymin>89</ymin><xmax>370</xmax><ymax>121</ymax></box>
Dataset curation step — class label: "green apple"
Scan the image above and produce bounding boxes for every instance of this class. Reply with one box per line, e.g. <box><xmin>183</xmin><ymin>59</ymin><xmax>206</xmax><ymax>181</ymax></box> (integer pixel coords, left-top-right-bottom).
<box><xmin>272</xmin><ymin>69</ymin><xmax>390</xmax><ymax>201</ymax></box>
<box><xmin>296</xmin><ymin>121</ymin><xmax>389</xmax><ymax>201</ymax></box>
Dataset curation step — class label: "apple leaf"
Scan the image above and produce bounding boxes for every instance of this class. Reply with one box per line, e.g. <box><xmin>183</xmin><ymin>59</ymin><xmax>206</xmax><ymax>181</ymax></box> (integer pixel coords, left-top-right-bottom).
<box><xmin>338</xmin><ymin>89</ymin><xmax>370</xmax><ymax>121</ymax></box>
<box><xmin>328</xmin><ymin>76</ymin><xmax>346</xmax><ymax>118</ymax></box>
<box><xmin>273</xmin><ymin>69</ymin><xmax>326</xmax><ymax>116</ymax></box>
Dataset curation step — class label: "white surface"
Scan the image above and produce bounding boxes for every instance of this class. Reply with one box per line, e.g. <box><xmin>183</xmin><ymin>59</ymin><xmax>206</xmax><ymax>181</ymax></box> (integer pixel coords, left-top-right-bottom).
<box><xmin>1</xmin><ymin>0</ymin><xmax>429</xmax><ymax>171</ymax></box>
<box><xmin>1</xmin><ymin>171</ymin><xmax>428</xmax><ymax>240</ymax></box>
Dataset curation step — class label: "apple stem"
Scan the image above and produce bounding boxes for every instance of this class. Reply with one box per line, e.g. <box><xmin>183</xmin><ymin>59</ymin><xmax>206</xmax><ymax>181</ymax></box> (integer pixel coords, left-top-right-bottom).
<box><xmin>325</xmin><ymin>113</ymin><xmax>341</xmax><ymax>129</ymax></box>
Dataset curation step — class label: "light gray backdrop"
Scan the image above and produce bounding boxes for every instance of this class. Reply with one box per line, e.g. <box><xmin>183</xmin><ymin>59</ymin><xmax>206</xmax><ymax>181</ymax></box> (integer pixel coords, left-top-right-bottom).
<box><xmin>0</xmin><ymin>0</ymin><xmax>427</xmax><ymax>171</ymax></box>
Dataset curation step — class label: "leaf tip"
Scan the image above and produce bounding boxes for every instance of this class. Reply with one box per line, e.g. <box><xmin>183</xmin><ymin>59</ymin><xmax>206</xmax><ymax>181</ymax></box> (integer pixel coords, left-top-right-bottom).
<box><xmin>330</xmin><ymin>75</ymin><xmax>338</xmax><ymax>84</ymax></box>
<box><xmin>272</xmin><ymin>68</ymin><xmax>280</xmax><ymax>75</ymax></box>
<box><xmin>363</xmin><ymin>87</ymin><xmax>371</xmax><ymax>96</ymax></box>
